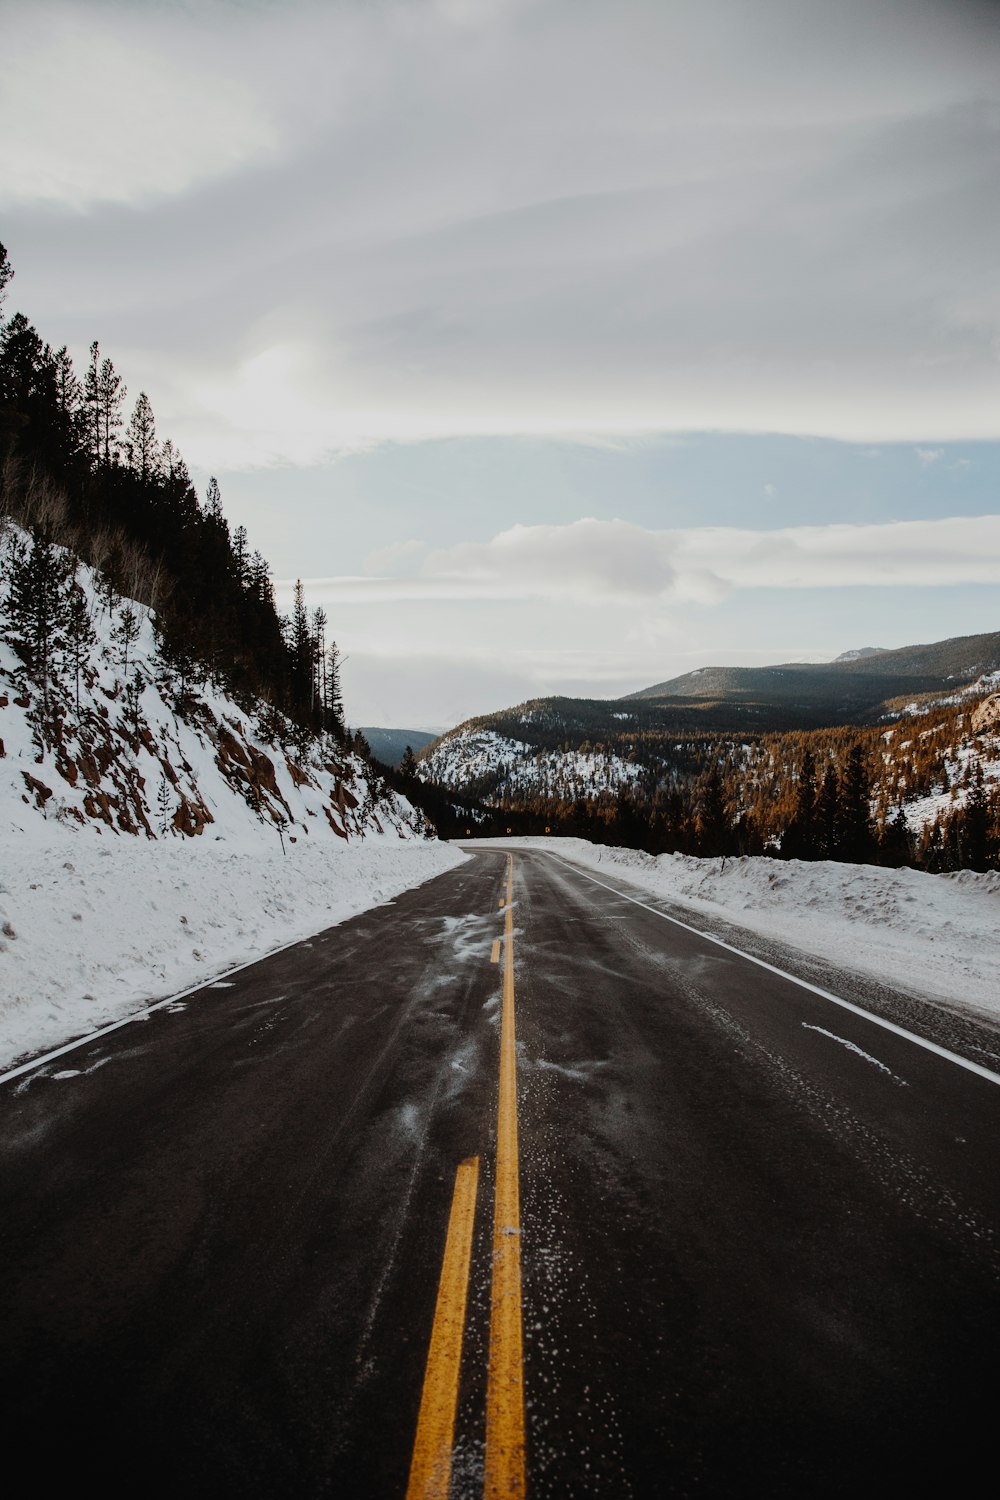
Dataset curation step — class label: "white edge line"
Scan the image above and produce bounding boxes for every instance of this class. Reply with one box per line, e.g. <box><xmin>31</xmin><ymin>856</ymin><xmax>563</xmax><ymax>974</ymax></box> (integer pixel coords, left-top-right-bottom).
<box><xmin>0</xmin><ymin>930</ymin><xmax>316</xmax><ymax>1089</ymax></box>
<box><xmin>541</xmin><ymin>850</ymin><xmax>1000</xmax><ymax>1089</ymax></box>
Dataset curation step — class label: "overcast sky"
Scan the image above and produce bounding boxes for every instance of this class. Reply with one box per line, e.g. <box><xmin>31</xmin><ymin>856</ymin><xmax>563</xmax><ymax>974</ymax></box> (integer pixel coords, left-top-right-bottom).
<box><xmin>4</xmin><ymin>0</ymin><xmax>999</xmax><ymax>728</ymax></box>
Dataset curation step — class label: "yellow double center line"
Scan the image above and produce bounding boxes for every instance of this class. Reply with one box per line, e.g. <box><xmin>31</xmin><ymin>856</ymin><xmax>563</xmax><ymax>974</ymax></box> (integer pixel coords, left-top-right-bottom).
<box><xmin>407</xmin><ymin>853</ymin><xmax>526</xmax><ymax>1500</ymax></box>
<box><xmin>406</xmin><ymin>1157</ymin><xmax>481</xmax><ymax>1500</ymax></box>
<box><xmin>486</xmin><ymin>854</ymin><xmax>526</xmax><ymax>1496</ymax></box>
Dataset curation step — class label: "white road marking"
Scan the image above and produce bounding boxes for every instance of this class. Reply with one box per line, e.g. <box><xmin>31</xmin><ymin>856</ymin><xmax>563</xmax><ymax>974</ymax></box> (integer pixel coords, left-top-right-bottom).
<box><xmin>0</xmin><ymin>933</ymin><xmax>318</xmax><ymax>1088</ymax></box>
<box><xmin>802</xmin><ymin>1023</ymin><xmax>907</xmax><ymax>1084</ymax></box>
<box><xmin>541</xmin><ymin>851</ymin><xmax>1000</xmax><ymax>1089</ymax></box>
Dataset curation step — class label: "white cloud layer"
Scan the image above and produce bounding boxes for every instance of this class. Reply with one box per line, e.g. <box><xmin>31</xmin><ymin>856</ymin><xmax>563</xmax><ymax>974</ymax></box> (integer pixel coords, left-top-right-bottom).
<box><xmin>0</xmin><ymin>5</ymin><xmax>277</xmax><ymax>209</ymax></box>
<box><xmin>5</xmin><ymin>0</ymin><xmax>1000</xmax><ymax>452</ymax></box>
<box><xmin>290</xmin><ymin>514</ymin><xmax>1000</xmax><ymax>606</ymax></box>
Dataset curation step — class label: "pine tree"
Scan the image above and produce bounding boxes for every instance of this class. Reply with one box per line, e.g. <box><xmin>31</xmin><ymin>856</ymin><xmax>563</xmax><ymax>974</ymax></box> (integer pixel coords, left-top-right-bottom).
<box><xmin>963</xmin><ymin>761</ymin><xmax>989</xmax><ymax>872</ymax></box>
<box><xmin>697</xmin><ymin>763</ymin><xmax>731</xmax><ymax>857</ymax></box>
<box><xmin>0</xmin><ymin>240</ymin><xmax>12</xmax><ymax>320</ymax></box>
<box><xmin>124</xmin><ymin>670</ymin><xmax>144</xmax><ymax>741</ymax></box>
<box><xmin>784</xmin><ymin>747</ymin><xmax>817</xmax><ymax>859</ymax></box>
<box><xmin>157</xmin><ymin>774</ymin><xmax>173</xmax><ymax>837</ymax></box>
<box><xmin>5</xmin><ymin>527</ymin><xmax>73</xmax><ymax>710</ymax></box>
<box><xmin>83</xmin><ymin>341</ymin><xmax>102</xmax><ymax>463</ymax></box>
<box><xmin>112</xmin><ymin>603</ymin><xmax>141</xmax><ymax>679</ymax></box>
<box><xmin>205</xmin><ymin>475</ymin><xmax>223</xmax><ymax>522</ymax></box>
<box><xmin>289</xmin><ymin>579</ymin><xmax>312</xmax><ymax>721</ymax></box>
<box><xmin>64</xmin><ymin>573</ymin><xmax>96</xmax><ymax>715</ymax></box>
<box><xmin>311</xmin><ymin>606</ymin><xmax>326</xmax><ymax>720</ymax></box>
<box><xmin>815</xmin><ymin>764</ymin><xmax>839</xmax><ymax>859</ymax></box>
<box><xmin>97</xmin><ymin>355</ymin><xmax>126</xmax><ymax>465</ymax></box>
<box><xmin>326</xmin><ymin>641</ymin><xmax>346</xmax><ymax>740</ymax></box>
<box><xmin>125</xmin><ymin>392</ymin><xmax>160</xmax><ymax>482</ymax></box>
<box><xmin>838</xmin><ymin>743</ymin><xmax>875</xmax><ymax>863</ymax></box>
<box><xmin>400</xmin><ymin>744</ymin><xmax>418</xmax><ymax>778</ymax></box>
<box><xmin>0</xmin><ymin>313</ymin><xmax>46</xmax><ymax>406</ymax></box>
<box><xmin>52</xmin><ymin>346</ymin><xmax>83</xmax><ymax>455</ymax></box>
<box><xmin>233</xmin><ymin>525</ymin><xmax>249</xmax><ymax>586</ymax></box>
<box><xmin>878</xmin><ymin>803</ymin><xmax>913</xmax><ymax>867</ymax></box>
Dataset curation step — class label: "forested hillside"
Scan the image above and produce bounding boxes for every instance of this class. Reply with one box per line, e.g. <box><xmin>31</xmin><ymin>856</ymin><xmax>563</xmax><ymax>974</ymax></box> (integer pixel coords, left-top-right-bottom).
<box><xmin>0</xmin><ymin>241</ymin><xmax>348</xmax><ymax>743</ymax></box>
<box><xmin>0</xmin><ymin>240</ymin><xmax>415</xmax><ymax>844</ymax></box>
<box><xmin>416</xmin><ymin>682</ymin><xmax>1000</xmax><ymax>871</ymax></box>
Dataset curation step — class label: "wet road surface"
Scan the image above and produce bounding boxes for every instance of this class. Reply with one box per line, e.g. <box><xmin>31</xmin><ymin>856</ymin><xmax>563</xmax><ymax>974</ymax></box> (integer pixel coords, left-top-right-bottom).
<box><xmin>2</xmin><ymin>845</ymin><xmax>999</xmax><ymax>1497</ymax></box>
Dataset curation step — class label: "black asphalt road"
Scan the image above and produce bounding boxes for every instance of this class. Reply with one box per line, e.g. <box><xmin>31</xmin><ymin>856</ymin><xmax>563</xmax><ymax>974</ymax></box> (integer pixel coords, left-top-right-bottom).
<box><xmin>2</xmin><ymin>846</ymin><xmax>999</xmax><ymax>1498</ymax></box>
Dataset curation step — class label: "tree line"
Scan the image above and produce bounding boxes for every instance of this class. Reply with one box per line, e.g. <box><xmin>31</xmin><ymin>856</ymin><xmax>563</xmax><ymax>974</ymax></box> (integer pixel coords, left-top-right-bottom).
<box><xmin>0</xmin><ymin>241</ymin><xmax>344</xmax><ymax>743</ymax></box>
<box><xmin>407</xmin><ymin>716</ymin><xmax>1000</xmax><ymax>871</ymax></box>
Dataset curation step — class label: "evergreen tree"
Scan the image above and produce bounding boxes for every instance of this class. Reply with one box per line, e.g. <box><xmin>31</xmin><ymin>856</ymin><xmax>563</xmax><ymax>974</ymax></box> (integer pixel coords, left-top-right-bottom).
<box><xmin>837</xmin><ymin>743</ymin><xmax>875</xmax><ymax>863</ymax></box>
<box><xmin>124</xmin><ymin>670</ymin><xmax>144</xmax><ymax>741</ymax></box>
<box><xmin>963</xmin><ymin>761</ymin><xmax>989</xmax><ymax>872</ymax></box>
<box><xmin>0</xmin><ymin>314</ymin><xmax>46</xmax><ymax>406</ymax></box>
<box><xmin>97</xmin><ymin>355</ymin><xmax>126</xmax><ymax>465</ymax></box>
<box><xmin>400</xmin><ymin>744</ymin><xmax>418</xmax><ymax>778</ymax></box>
<box><xmin>815</xmin><ymin>764</ymin><xmax>839</xmax><ymax>859</ymax></box>
<box><xmin>65</xmin><ymin>573</ymin><xmax>96</xmax><ymax>715</ymax></box>
<box><xmin>326</xmin><ymin>641</ymin><xmax>346</xmax><ymax>740</ymax></box>
<box><xmin>0</xmin><ymin>240</ymin><xmax>12</xmax><ymax>320</ymax></box>
<box><xmin>784</xmin><ymin>747</ymin><xmax>817</xmax><ymax>859</ymax></box>
<box><xmin>4</xmin><ymin>527</ymin><xmax>72</xmax><ymax>710</ymax></box>
<box><xmin>289</xmin><ymin>579</ymin><xmax>312</xmax><ymax>719</ymax></box>
<box><xmin>52</xmin><ymin>346</ymin><xmax>83</xmax><ymax>455</ymax></box>
<box><xmin>233</xmin><ymin>524</ymin><xmax>249</xmax><ymax>585</ymax></box>
<box><xmin>125</xmin><ymin>392</ymin><xmax>160</xmax><ymax>482</ymax></box>
<box><xmin>205</xmin><ymin>475</ymin><xmax>224</xmax><ymax>523</ymax></box>
<box><xmin>878</xmin><ymin>803</ymin><xmax>913</xmax><ymax>867</ymax></box>
<box><xmin>112</xmin><ymin>603</ymin><xmax>141</xmax><ymax>679</ymax></box>
<box><xmin>157</xmin><ymin>773</ymin><xmax>173</xmax><ymax>837</ymax></box>
<box><xmin>83</xmin><ymin>341</ymin><xmax>102</xmax><ymax>463</ymax></box>
<box><xmin>311</xmin><ymin>606</ymin><xmax>327</xmax><ymax>719</ymax></box>
<box><xmin>697</xmin><ymin>763</ymin><xmax>731</xmax><ymax>856</ymax></box>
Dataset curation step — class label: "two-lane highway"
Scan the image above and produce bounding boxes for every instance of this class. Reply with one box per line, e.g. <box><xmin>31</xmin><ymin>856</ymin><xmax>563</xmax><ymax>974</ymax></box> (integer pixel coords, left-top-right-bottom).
<box><xmin>2</xmin><ymin>846</ymin><xmax>999</xmax><ymax>1496</ymax></box>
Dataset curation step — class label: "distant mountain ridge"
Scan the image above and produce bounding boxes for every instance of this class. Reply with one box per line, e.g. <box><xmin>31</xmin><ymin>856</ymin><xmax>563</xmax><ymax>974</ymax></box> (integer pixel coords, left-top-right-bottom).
<box><xmin>359</xmin><ymin>727</ymin><xmax>438</xmax><ymax>766</ymax></box>
<box><xmin>834</xmin><ymin>646</ymin><xmax>887</xmax><ymax>662</ymax></box>
<box><xmin>415</xmin><ymin>627</ymin><xmax>1000</xmax><ymax>847</ymax></box>
<box><xmin>627</xmin><ymin>629</ymin><xmax>1000</xmax><ymax>721</ymax></box>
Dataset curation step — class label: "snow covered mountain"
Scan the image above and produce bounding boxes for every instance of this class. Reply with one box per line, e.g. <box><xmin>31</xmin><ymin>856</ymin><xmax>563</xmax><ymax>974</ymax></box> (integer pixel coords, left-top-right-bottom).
<box><xmin>416</xmin><ymin>674</ymin><xmax>1000</xmax><ymax>861</ymax></box>
<box><xmin>1</xmin><ymin>523</ymin><xmax>425</xmax><ymax>848</ymax></box>
<box><xmin>419</xmin><ymin>725</ymin><xmax>642</xmax><ymax>805</ymax></box>
<box><xmin>0</xmin><ymin>522</ymin><xmax>462</xmax><ymax>1069</ymax></box>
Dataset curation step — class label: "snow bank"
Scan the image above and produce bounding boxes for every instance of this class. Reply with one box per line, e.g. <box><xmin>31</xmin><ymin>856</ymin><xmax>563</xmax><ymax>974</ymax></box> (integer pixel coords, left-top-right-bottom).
<box><xmin>0</xmin><ymin>827</ymin><xmax>465</xmax><ymax>1070</ymax></box>
<box><xmin>0</xmin><ymin>521</ymin><xmax>467</xmax><ymax>1070</ymax></box>
<box><xmin>471</xmin><ymin>837</ymin><xmax>1000</xmax><ymax>1026</ymax></box>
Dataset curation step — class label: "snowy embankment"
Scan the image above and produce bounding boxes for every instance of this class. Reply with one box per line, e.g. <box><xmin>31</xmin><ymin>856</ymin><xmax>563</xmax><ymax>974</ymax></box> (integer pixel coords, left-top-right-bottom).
<box><xmin>0</xmin><ymin>522</ymin><xmax>466</xmax><ymax>1070</ymax></box>
<box><xmin>0</xmin><ymin>829</ymin><xmax>464</xmax><ymax>1071</ymax></box>
<box><xmin>471</xmin><ymin>837</ymin><xmax>1000</xmax><ymax>1027</ymax></box>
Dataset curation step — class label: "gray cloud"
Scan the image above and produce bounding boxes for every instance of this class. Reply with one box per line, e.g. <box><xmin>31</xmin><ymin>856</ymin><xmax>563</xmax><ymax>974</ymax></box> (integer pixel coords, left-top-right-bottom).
<box><xmin>287</xmin><ymin>513</ymin><xmax>1000</xmax><ymax>608</ymax></box>
<box><xmin>4</xmin><ymin>0</ymin><xmax>999</xmax><ymax>461</ymax></box>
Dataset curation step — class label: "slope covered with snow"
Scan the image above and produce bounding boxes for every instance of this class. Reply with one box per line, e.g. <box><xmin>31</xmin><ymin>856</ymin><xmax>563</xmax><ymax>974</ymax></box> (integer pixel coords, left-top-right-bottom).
<box><xmin>420</xmin><ymin>725</ymin><xmax>642</xmax><ymax>803</ymax></box>
<box><xmin>0</xmin><ymin>524</ymin><xmax>465</xmax><ymax>1069</ymax></box>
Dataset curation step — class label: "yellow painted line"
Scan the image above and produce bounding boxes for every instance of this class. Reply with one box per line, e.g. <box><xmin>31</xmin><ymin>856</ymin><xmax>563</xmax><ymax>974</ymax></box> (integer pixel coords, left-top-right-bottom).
<box><xmin>406</xmin><ymin>1156</ymin><xmax>481</xmax><ymax>1500</ymax></box>
<box><xmin>499</xmin><ymin>897</ymin><xmax>505</xmax><ymax>909</ymax></box>
<box><xmin>485</xmin><ymin>853</ymin><xmax>526</xmax><ymax>1498</ymax></box>
<box><xmin>491</xmin><ymin>938</ymin><xmax>501</xmax><ymax>965</ymax></box>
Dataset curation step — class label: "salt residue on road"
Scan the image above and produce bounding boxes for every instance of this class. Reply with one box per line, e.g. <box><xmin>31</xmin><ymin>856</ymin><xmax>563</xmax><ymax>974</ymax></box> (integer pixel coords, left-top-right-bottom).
<box><xmin>471</xmin><ymin>838</ymin><xmax>1000</xmax><ymax>1028</ymax></box>
<box><xmin>0</xmin><ymin>831</ymin><xmax>466</xmax><ymax>1071</ymax></box>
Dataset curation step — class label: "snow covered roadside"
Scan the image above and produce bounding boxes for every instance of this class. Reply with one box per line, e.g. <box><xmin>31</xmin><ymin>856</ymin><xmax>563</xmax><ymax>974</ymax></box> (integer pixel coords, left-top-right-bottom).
<box><xmin>0</xmin><ymin>831</ymin><xmax>466</xmax><ymax>1071</ymax></box>
<box><xmin>469</xmin><ymin>837</ymin><xmax>1000</xmax><ymax>1027</ymax></box>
